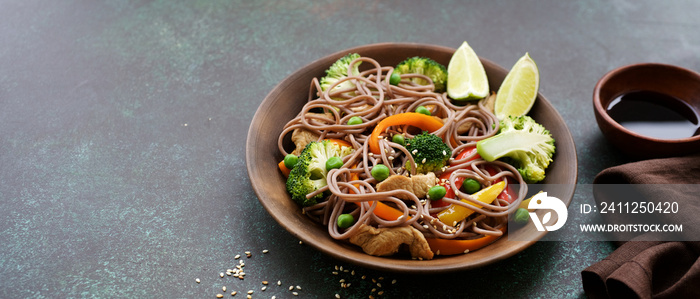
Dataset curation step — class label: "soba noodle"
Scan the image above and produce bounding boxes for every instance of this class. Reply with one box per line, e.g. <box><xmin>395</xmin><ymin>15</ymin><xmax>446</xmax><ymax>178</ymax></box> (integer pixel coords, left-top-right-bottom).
<box><xmin>277</xmin><ymin>56</ymin><xmax>527</xmax><ymax>255</ymax></box>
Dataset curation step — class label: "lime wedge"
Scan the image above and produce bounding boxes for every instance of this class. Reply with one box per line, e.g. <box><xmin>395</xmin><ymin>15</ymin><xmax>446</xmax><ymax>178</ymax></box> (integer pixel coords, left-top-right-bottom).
<box><xmin>447</xmin><ymin>41</ymin><xmax>489</xmax><ymax>101</ymax></box>
<box><xmin>494</xmin><ymin>53</ymin><xmax>539</xmax><ymax>120</ymax></box>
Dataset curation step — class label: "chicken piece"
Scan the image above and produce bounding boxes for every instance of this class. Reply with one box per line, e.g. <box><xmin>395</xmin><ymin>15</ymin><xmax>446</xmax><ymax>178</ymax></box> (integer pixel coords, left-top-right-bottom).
<box><xmin>349</xmin><ymin>224</ymin><xmax>434</xmax><ymax>260</ymax></box>
<box><xmin>376</xmin><ymin>173</ymin><xmax>437</xmax><ymax>199</ymax></box>
<box><xmin>291</xmin><ymin>129</ymin><xmax>319</xmax><ymax>156</ymax></box>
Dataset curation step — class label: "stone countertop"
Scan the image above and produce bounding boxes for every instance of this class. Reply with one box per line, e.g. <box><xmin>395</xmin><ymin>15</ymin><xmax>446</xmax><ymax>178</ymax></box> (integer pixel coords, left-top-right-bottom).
<box><xmin>2</xmin><ymin>0</ymin><xmax>698</xmax><ymax>297</ymax></box>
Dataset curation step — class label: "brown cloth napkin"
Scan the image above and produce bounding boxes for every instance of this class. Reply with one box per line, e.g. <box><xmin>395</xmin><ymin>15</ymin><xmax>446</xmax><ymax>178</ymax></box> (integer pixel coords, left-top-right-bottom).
<box><xmin>581</xmin><ymin>153</ymin><xmax>700</xmax><ymax>299</ymax></box>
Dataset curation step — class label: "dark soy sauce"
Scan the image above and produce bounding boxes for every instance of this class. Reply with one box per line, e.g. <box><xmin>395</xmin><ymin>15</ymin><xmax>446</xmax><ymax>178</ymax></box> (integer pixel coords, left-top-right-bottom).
<box><xmin>606</xmin><ymin>90</ymin><xmax>699</xmax><ymax>139</ymax></box>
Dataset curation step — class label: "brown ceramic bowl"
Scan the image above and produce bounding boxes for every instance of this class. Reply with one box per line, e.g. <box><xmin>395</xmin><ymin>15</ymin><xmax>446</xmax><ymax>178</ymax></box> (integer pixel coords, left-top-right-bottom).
<box><xmin>593</xmin><ymin>63</ymin><xmax>700</xmax><ymax>159</ymax></box>
<box><xmin>246</xmin><ymin>43</ymin><xmax>578</xmax><ymax>273</ymax></box>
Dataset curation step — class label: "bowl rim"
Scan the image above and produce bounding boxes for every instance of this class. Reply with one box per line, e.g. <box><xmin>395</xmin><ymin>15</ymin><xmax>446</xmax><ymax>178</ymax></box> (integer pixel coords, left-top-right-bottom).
<box><xmin>246</xmin><ymin>42</ymin><xmax>578</xmax><ymax>273</ymax></box>
<box><xmin>593</xmin><ymin>62</ymin><xmax>700</xmax><ymax>144</ymax></box>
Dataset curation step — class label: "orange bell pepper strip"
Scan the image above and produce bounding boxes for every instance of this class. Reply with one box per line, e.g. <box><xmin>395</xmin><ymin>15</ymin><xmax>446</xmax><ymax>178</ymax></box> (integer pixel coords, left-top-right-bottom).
<box><xmin>278</xmin><ymin>160</ymin><xmax>291</xmax><ymax>177</ymax></box>
<box><xmin>348</xmin><ymin>169</ymin><xmax>407</xmax><ymax>221</ymax></box>
<box><xmin>368</xmin><ymin>112</ymin><xmax>444</xmax><ymax>155</ymax></box>
<box><xmin>426</xmin><ymin>226</ymin><xmax>506</xmax><ymax>255</ymax></box>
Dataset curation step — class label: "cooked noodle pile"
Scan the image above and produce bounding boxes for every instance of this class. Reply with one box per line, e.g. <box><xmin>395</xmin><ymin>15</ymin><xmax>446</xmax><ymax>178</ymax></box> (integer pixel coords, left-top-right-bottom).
<box><xmin>277</xmin><ymin>56</ymin><xmax>527</xmax><ymax>252</ymax></box>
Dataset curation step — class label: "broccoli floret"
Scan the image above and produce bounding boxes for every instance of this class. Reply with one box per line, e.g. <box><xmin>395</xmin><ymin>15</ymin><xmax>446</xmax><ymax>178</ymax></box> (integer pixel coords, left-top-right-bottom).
<box><xmin>405</xmin><ymin>132</ymin><xmax>451</xmax><ymax>174</ymax></box>
<box><xmin>286</xmin><ymin>140</ymin><xmax>353</xmax><ymax>206</ymax></box>
<box><xmin>319</xmin><ymin>53</ymin><xmax>362</xmax><ymax>92</ymax></box>
<box><xmin>394</xmin><ymin>57</ymin><xmax>448</xmax><ymax>92</ymax></box>
<box><xmin>476</xmin><ymin>116</ymin><xmax>556</xmax><ymax>183</ymax></box>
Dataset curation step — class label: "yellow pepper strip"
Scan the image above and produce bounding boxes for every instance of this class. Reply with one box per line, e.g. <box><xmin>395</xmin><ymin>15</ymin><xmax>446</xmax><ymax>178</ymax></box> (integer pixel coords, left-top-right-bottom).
<box><xmin>437</xmin><ymin>181</ymin><xmax>506</xmax><ymax>226</ymax></box>
<box><xmin>518</xmin><ymin>190</ymin><xmax>543</xmax><ymax>211</ymax></box>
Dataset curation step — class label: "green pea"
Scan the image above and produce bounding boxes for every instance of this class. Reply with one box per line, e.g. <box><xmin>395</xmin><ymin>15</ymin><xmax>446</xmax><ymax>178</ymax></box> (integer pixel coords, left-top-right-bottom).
<box><xmin>371</xmin><ymin>164</ymin><xmax>390</xmax><ymax>182</ymax></box>
<box><xmin>514</xmin><ymin>208</ymin><xmax>530</xmax><ymax>225</ymax></box>
<box><xmin>415</xmin><ymin>105</ymin><xmax>431</xmax><ymax>116</ymax></box>
<box><xmin>427</xmin><ymin>185</ymin><xmax>446</xmax><ymax>201</ymax></box>
<box><xmin>337</xmin><ymin>213</ymin><xmax>355</xmax><ymax>228</ymax></box>
<box><xmin>347</xmin><ymin>116</ymin><xmax>363</xmax><ymax>125</ymax></box>
<box><xmin>325</xmin><ymin>156</ymin><xmax>344</xmax><ymax>171</ymax></box>
<box><xmin>460</xmin><ymin>178</ymin><xmax>481</xmax><ymax>194</ymax></box>
<box><xmin>391</xmin><ymin>134</ymin><xmax>405</xmax><ymax>146</ymax></box>
<box><xmin>389</xmin><ymin>72</ymin><xmax>401</xmax><ymax>85</ymax></box>
<box><xmin>284</xmin><ymin>154</ymin><xmax>298</xmax><ymax>169</ymax></box>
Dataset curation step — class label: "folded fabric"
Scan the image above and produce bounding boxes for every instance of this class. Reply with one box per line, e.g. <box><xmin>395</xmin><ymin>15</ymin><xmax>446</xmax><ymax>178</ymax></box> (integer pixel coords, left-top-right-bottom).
<box><xmin>581</xmin><ymin>153</ymin><xmax>700</xmax><ymax>299</ymax></box>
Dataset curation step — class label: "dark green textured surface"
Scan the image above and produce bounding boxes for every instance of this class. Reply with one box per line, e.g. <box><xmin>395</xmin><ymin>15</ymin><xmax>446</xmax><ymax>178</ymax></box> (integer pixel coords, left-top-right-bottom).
<box><xmin>2</xmin><ymin>0</ymin><xmax>699</xmax><ymax>297</ymax></box>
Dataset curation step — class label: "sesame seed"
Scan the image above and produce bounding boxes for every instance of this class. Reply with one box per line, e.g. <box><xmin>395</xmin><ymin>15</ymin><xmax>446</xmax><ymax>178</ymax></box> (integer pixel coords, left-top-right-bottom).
<box><xmin>392</xmin><ymin>279</ymin><xmax>397</xmax><ymax>284</ymax></box>
<box><xmin>262</xmin><ymin>249</ymin><xmax>269</xmax><ymax>254</ymax></box>
<box><xmin>277</xmin><ymin>280</ymin><xmax>282</xmax><ymax>286</ymax></box>
<box><xmin>246</xmin><ymin>295</ymin><xmax>251</xmax><ymax>299</ymax></box>
<box><xmin>247</xmin><ymin>290</ymin><xmax>254</xmax><ymax>295</ymax></box>
<box><xmin>443</xmin><ymin>150</ymin><xmax>447</xmax><ymax>156</ymax></box>
<box><xmin>412</xmin><ymin>150</ymin><xmax>418</xmax><ymax>155</ymax></box>
<box><xmin>296</xmin><ymin>286</ymin><xmax>302</xmax><ymax>290</ymax></box>
<box><xmin>220</xmin><ymin>273</ymin><xmax>225</xmax><ymax>278</ymax></box>
<box><xmin>261</xmin><ymin>286</ymin><xmax>267</xmax><ymax>291</ymax></box>
<box><xmin>231</xmin><ymin>291</ymin><xmax>237</xmax><ymax>296</ymax></box>
<box><xmin>223</xmin><ymin>286</ymin><xmax>227</xmax><ymax>292</ymax></box>
<box><xmin>351</xmin><ymin>270</ymin><xmax>355</xmax><ymax>275</ymax></box>
<box><xmin>332</xmin><ymin>271</ymin><xmax>339</xmax><ymax>275</ymax></box>
<box><xmin>377</xmin><ymin>283</ymin><xmax>382</xmax><ymax>288</ymax></box>
<box><xmin>293</xmin><ymin>292</ymin><xmax>299</xmax><ymax>296</ymax></box>
<box><xmin>234</xmin><ymin>254</ymin><xmax>241</xmax><ymax>259</ymax></box>
<box><xmin>378</xmin><ymin>277</ymin><xmax>384</xmax><ymax>280</ymax></box>
<box><xmin>371</xmin><ymin>288</ymin><xmax>376</xmax><ymax>292</ymax></box>
<box><xmin>217</xmin><ymin>294</ymin><xmax>224</xmax><ymax>298</ymax></box>
<box><xmin>289</xmin><ymin>286</ymin><xmax>294</xmax><ymax>291</ymax></box>
<box><xmin>195</xmin><ymin>278</ymin><xmax>200</xmax><ymax>283</ymax></box>
<box><xmin>378</xmin><ymin>291</ymin><xmax>384</xmax><ymax>295</ymax></box>
<box><xmin>335</xmin><ymin>294</ymin><xmax>341</xmax><ymax>298</ymax></box>
<box><xmin>422</xmin><ymin>158</ymin><xmax>426</xmax><ymax>163</ymax></box>
<box><xmin>437</xmin><ymin>250</ymin><xmax>441</xmax><ymax>255</ymax></box>
<box><xmin>262</xmin><ymin>281</ymin><xmax>268</xmax><ymax>285</ymax></box>
<box><xmin>299</xmin><ymin>240</ymin><xmax>303</xmax><ymax>245</ymax></box>
<box><xmin>464</xmin><ymin>249</ymin><xmax>470</xmax><ymax>254</ymax></box>
<box><xmin>339</xmin><ymin>279</ymin><xmax>346</xmax><ymax>283</ymax></box>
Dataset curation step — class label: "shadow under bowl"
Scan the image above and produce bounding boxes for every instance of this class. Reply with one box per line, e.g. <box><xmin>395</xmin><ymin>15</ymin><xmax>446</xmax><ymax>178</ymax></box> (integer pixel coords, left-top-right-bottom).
<box><xmin>593</xmin><ymin>63</ymin><xmax>700</xmax><ymax>159</ymax></box>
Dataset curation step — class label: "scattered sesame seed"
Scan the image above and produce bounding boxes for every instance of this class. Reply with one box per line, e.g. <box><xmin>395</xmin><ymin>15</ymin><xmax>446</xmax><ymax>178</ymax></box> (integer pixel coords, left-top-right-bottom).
<box><xmin>217</xmin><ymin>294</ymin><xmax>224</xmax><ymax>298</ymax></box>
<box><xmin>332</xmin><ymin>271</ymin><xmax>339</xmax><ymax>275</ymax></box>
<box><xmin>246</xmin><ymin>295</ymin><xmax>251</xmax><ymax>299</ymax></box>
<box><xmin>247</xmin><ymin>290</ymin><xmax>254</xmax><ymax>295</ymax></box>
<box><xmin>220</xmin><ymin>273</ymin><xmax>225</xmax><ymax>278</ymax></box>
<box><xmin>379</xmin><ymin>277</ymin><xmax>384</xmax><ymax>280</ymax></box>
<box><xmin>392</xmin><ymin>279</ymin><xmax>397</xmax><ymax>284</ymax></box>
<box><xmin>361</xmin><ymin>275</ymin><xmax>366</xmax><ymax>280</ymax></box>
<box><xmin>262</xmin><ymin>281</ymin><xmax>268</xmax><ymax>285</ymax></box>
<box><xmin>261</xmin><ymin>286</ymin><xmax>267</xmax><ymax>291</ymax></box>
<box><xmin>371</xmin><ymin>288</ymin><xmax>376</xmax><ymax>292</ymax></box>
<box><xmin>234</xmin><ymin>254</ymin><xmax>241</xmax><ymax>259</ymax></box>
<box><xmin>296</xmin><ymin>286</ymin><xmax>302</xmax><ymax>290</ymax></box>
<box><xmin>271</xmin><ymin>297</ymin><xmax>276</xmax><ymax>299</ymax></box>
<box><xmin>422</xmin><ymin>158</ymin><xmax>427</xmax><ymax>163</ymax></box>
<box><xmin>289</xmin><ymin>286</ymin><xmax>294</xmax><ymax>291</ymax></box>
<box><xmin>299</xmin><ymin>240</ymin><xmax>303</xmax><ymax>245</ymax></box>
<box><xmin>464</xmin><ymin>249</ymin><xmax>470</xmax><ymax>254</ymax></box>
<box><xmin>277</xmin><ymin>280</ymin><xmax>282</xmax><ymax>286</ymax></box>
<box><xmin>339</xmin><ymin>279</ymin><xmax>346</xmax><ymax>283</ymax></box>
<box><xmin>231</xmin><ymin>291</ymin><xmax>237</xmax><ymax>296</ymax></box>
<box><xmin>335</xmin><ymin>294</ymin><xmax>341</xmax><ymax>299</ymax></box>
<box><xmin>292</xmin><ymin>292</ymin><xmax>299</xmax><ymax>296</ymax></box>
<box><xmin>262</xmin><ymin>249</ymin><xmax>269</xmax><ymax>254</ymax></box>
<box><xmin>378</xmin><ymin>291</ymin><xmax>384</xmax><ymax>295</ymax></box>
<box><xmin>223</xmin><ymin>286</ymin><xmax>227</xmax><ymax>292</ymax></box>
<box><xmin>377</xmin><ymin>283</ymin><xmax>382</xmax><ymax>288</ymax></box>
<box><xmin>437</xmin><ymin>250</ymin><xmax>441</xmax><ymax>255</ymax></box>
<box><xmin>195</xmin><ymin>278</ymin><xmax>200</xmax><ymax>283</ymax></box>
<box><xmin>351</xmin><ymin>270</ymin><xmax>355</xmax><ymax>275</ymax></box>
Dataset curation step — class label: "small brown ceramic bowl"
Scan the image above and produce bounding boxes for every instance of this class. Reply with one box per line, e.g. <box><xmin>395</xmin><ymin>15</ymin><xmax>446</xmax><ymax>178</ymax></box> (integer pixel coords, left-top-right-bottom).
<box><xmin>593</xmin><ymin>63</ymin><xmax>700</xmax><ymax>159</ymax></box>
<box><xmin>247</xmin><ymin>43</ymin><xmax>577</xmax><ymax>273</ymax></box>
